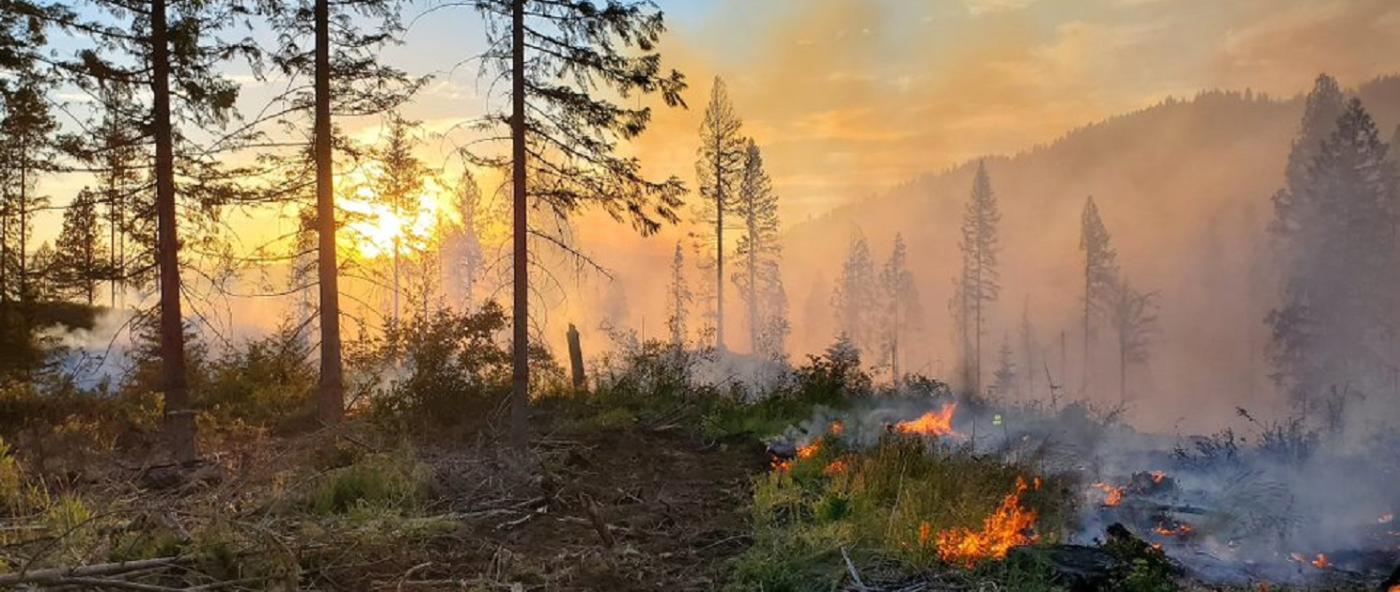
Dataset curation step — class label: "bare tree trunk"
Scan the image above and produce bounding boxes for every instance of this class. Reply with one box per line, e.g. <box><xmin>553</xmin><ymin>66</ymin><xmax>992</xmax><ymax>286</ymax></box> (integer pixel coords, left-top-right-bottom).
<box><xmin>747</xmin><ymin>221</ymin><xmax>757</xmax><ymax>353</ymax></box>
<box><xmin>714</xmin><ymin>148</ymin><xmax>725</xmax><ymax>352</ymax></box>
<box><xmin>314</xmin><ymin>0</ymin><xmax>345</xmax><ymax>424</ymax></box>
<box><xmin>1</xmin><ymin>190</ymin><xmax>7</xmax><ymax>305</ymax></box>
<box><xmin>508</xmin><ymin>0</ymin><xmax>529</xmax><ymax>449</ymax></box>
<box><xmin>151</xmin><ymin>0</ymin><xmax>196</xmax><ymax>463</ymax></box>
<box><xmin>18</xmin><ymin>154</ymin><xmax>27</xmax><ymax>302</ymax></box>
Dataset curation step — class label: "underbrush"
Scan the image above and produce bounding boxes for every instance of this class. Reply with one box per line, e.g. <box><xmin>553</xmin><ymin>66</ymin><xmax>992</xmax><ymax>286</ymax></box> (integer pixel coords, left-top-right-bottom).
<box><xmin>731</xmin><ymin>434</ymin><xmax>1076</xmax><ymax>591</ymax></box>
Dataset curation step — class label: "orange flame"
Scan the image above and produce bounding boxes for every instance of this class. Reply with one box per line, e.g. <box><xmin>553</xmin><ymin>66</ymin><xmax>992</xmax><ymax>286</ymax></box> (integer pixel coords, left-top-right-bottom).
<box><xmin>1091</xmin><ymin>482</ymin><xmax>1125</xmax><ymax>507</ymax></box>
<box><xmin>829</xmin><ymin>421</ymin><xmax>845</xmax><ymax>436</ymax></box>
<box><xmin>823</xmin><ymin>458</ymin><xmax>850</xmax><ymax>477</ymax></box>
<box><xmin>1152</xmin><ymin>522</ymin><xmax>1194</xmax><ymax>537</ymax></box>
<box><xmin>797</xmin><ymin>441</ymin><xmax>821</xmax><ymax>460</ymax></box>
<box><xmin>895</xmin><ymin>404</ymin><xmax>958</xmax><ymax>437</ymax></box>
<box><xmin>1290</xmin><ymin>552</ymin><xmax>1331</xmax><ymax>569</ymax></box>
<box><xmin>1150</xmin><ymin>471</ymin><xmax>1167</xmax><ymax>484</ymax></box>
<box><xmin>934</xmin><ymin>477</ymin><xmax>1040</xmax><ymax>567</ymax></box>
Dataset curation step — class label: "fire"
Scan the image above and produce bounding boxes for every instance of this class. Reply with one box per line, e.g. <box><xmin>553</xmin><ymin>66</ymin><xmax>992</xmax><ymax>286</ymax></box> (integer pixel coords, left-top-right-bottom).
<box><xmin>1091</xmin><ymin>482</ymin><xmax>1125</xmax><ymax>507</ymax></box>
<box><xmin>934</xmin><ymin>477</ymin><xmax>1040</xmax><ymax>567</ymax></box>
<box><xmin>823</xmin><ymin>458</ymin><xmax>850</xmax><ymax>476</ymax></box>
<box><xmin>1152</xmin><ymin>522</ymin><xmax>1194</xmax><ymax>538</ymax></box>
<box><xmin>1290</xmin><ymin>552</ymin><xmax>1331</xmax><ymax>569</ymax></box>
<box><xmin>894</xmin><ymin>404</ymin><xmax>958</xmax><ymax>437</ymax></box>
<box><xmin>771</xmin><ymin>441</ymin><xmax>822</xmax><ymax>473</ymax></box>
<box><xmin>1150</xmin><ymin>470</ymin><xmax>1167</xmax><ymax>484</ymax></box>
<box><xmin>828</xmin><ymin>421</ymin><xmax>844</xmax><ymax>436</ymax></box>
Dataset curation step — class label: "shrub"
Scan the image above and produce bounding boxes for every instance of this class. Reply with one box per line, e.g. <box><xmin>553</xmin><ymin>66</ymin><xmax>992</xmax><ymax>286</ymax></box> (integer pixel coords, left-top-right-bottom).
<box><xmin>304</xmin><ymin>451</ymin><xmax>428</xmax><ymax>516</ymax></box>
<box><xmin>198</xmin><ymin>322</ymin><xmax>317</xmax><ymax>429</ymax></box>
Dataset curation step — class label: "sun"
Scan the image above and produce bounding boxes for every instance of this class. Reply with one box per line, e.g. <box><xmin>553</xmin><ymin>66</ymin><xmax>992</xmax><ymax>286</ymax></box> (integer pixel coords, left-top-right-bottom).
<box><xmin>337</xmin><ymin>171</ymin><xmax>462</xmax><ymax>260</ymax></box>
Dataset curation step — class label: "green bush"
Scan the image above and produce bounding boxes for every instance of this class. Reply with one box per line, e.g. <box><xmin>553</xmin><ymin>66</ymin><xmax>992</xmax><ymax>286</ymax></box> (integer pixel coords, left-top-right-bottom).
<box><xmin>304</xmin><ymin>451</ymin><xmax>428</xmax><ymax>516</ymax></box>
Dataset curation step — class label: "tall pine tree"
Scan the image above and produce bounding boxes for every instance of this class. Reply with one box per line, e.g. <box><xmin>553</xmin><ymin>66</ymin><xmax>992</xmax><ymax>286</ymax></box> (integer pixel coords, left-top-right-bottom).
<box><xmin>732</xmin><ymin>140</ymin><xmax>782</xmax><ymax>357</ymax></box>
<box><xmin>833</xmin><ymin>233</ymin><xmax>877</xmax><ymax>355</ymax></box>
<box><xmin>956</xmin><ymin>161</ymin><xmax>1001</xmax><ymax>396</ymax></box>
<box><xmin>468</xmin><ymin>0</ymin><xmax>687</xmax><ymax>447</ymax></box>
<box><xmin>1079</xmin><ymin>195</ymin><xmax>1117</xmax><ymax>397</ymax></box>
<box><xmin>879</xmin><ymin>233</ymin><xmax>921</xmax><ymax>382</ymax></box>
<box><xmin>694</xmin><ymin>76</ymin><xmax>745</xmax><ymax>351</ymax></box>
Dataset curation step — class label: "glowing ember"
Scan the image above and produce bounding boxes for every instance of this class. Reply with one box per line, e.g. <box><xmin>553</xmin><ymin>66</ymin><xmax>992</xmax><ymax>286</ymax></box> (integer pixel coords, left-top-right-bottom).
<box><xmin>1152</xmin><ymin>522</ymin><xmax>1194</xmax><ymax>538</ymax></box>
<box><xmin>829</xmin><ymin>421</ymin><xmax>845</xmax><ymax>436</ymax></box>
<box><xmin>934</xmin><ymin>477</ymin><xmax>1040</xmax><ymax>567</ymax></box>
<box><xmin>1290</xmin><ymin>552</ymin><xmax>1331</xmax><ymax>569</ymax></box>
<box><xmin>823</xmin><ymin>458</ymin><xmax>850</xmax><ymax>477</ymax></box>
<box><xmin>1150</xmin><ymin>470</ymin><xmax>1167</xmax><ymax>484</ymax></box>
<box><xmin>894</xmin><ymin>404</ymin><xmax>958</xmax><ymax>437</ymax></box>
<box><xmin>797</xmin><ymin>441</ymin><xmax>821</xmax><ymax>460</ymax></box>
<box><xmin>1091</xmin><ymin>482</ymin><xmax>1125</xmax><ymax>507</ymax></box>
<box><xmin>1380</xmin><ymin>513</ymin><xmax>1394</xmax><ymax>524</ymax></box>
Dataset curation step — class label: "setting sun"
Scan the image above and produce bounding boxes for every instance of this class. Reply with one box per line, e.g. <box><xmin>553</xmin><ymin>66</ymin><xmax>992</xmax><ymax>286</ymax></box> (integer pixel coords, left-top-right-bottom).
<box><xmin>338</xmin><ymin>173</ymin><xmax>461</xmax><ymax>260</ymax></box>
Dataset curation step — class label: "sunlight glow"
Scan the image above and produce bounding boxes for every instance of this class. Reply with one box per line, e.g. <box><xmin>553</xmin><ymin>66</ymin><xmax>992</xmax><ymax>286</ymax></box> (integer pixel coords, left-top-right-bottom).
<box><xmin>338</xmin><ymin>172</ymin><xmax>462</xmax><ymax>260</ymax></box>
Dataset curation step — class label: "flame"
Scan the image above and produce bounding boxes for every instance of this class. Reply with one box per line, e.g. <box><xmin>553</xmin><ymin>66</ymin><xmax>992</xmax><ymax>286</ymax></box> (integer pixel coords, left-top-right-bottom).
<box><xmin>933</xmin><ymin>477</ymin><xmax>1040</xmax><ymax>567</ymax></box>
<box><xmin>1290</xmin><ymin>552</ymin><xmax>1331</xmax><ymax>569</ymax></box>
<box><xmin>894</xmin><ymin>404</ymin><xmax>958</xmax><ymax>437</ymax></box>
<box><xmin>829</xmin><ymin>421</ymin><xmax>845</xmax><ymax>437</ymax></box>
<box><xmin>823</xmin><ymin>458</ymin><xmax>850</xmax><ymax>476</ymax></box>
<box><xmin>771</xmin><ymin>441</ymin><xmax>822</xmax><ymax>473</ymax></box>
<box><xmin>1150</xmin><ymin>470</ymin><xmax>1167</xmax><ymax>484</ymax></box>
<box><xmin>1091</xmin><ymin>482</ymin><xmax>1125</xmax><ymax>507</ymax></box>
<box><xmin>1152</xmin><ymin>522</ymin><xmax>1194</xmax><ymax>537</ymax></box>
<box><xmin>1380</xmin><ymin>513</ymin><xmax>1394</xmax><ymax>524</ymax></box>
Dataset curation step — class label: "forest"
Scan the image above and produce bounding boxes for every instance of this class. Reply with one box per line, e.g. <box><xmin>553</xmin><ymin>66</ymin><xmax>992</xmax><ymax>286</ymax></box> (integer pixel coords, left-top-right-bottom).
<box><xmin>1</xmin><ymin>0</ymin><xmax>1399</xmax><ymax>590</ymax></box>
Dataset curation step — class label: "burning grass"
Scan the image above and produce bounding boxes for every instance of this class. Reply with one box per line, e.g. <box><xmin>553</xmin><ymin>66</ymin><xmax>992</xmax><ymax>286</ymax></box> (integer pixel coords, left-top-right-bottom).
<box><xmin>733</xmin><ymin>435</ymin><xmax>1075</xmax><ymax>590</ymax></box>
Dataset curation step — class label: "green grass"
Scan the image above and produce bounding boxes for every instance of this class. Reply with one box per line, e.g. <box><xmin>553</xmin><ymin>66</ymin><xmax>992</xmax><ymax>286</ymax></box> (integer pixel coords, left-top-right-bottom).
<box><xmin>304</xmin><ymin>451</ymin><xmax>428</xmax><ymax>516</ymax></box>
<box><xmin>730</xmin><ymin>435</ymin><xmax>1076</xmax><ymax>591</ymax></box>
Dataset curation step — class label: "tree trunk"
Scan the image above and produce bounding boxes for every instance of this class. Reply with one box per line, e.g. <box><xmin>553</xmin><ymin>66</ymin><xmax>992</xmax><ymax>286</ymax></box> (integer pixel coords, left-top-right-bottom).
<box><xmin>508</xmin><ymin>0</ymin><xmax>529</xmax><ymax>449</ymax></box>
<box><xmin>747</xmin><ymin>220</ymin><xmax>757</xmax><ymax>353</ymax></box>
<box><xmin>1119</xmin><ymin>340</ymin><xmax>1127</xmax><ymax>404</ymax></box>
<box><xmin>714</xmin><ymin>146</ymin><xmax>725</xmax><ymax>352</ymax></box>
<box><xmin>1083</xmin><ymin>261</ymin><xmax>1091</xmax><ymax>398</ymax></box>
<box><xmin>2</xmin><ymin>191</ymin><xmax>9</xmax><ymax>305</ymax></box>
<box><xmin>18</xmin><ymin>154</ymin><xmax>27</xmax><ymax>302</ymax></box>
<box><xmin>314</xmin><ymin>0</ymin><xmax>345</xmax><ymax>424</ymax></box>
<box><xmin>151</xmin><ymin>0</ymin><xmax>197</xmax><ymax>463</ymax></box>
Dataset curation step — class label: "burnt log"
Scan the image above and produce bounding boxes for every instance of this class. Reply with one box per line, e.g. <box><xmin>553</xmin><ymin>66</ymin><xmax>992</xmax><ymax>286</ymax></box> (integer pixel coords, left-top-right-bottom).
<box><xmin>1011</xmin><ymin>545</ymin><xmax>1120</xmax><ymax>592</ymax></box>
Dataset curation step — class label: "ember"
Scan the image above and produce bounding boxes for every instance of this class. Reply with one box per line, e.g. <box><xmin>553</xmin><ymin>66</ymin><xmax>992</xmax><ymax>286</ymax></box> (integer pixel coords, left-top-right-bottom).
<box><xmin>934</xmin><ymin>476</ymin><xmax>1040</xmax><ymax>567</ymax></box>
<box><xmin>1289</xmin><ymin>552</ymin><xmax>1330</xmax><ymax>569</ymax></box>
<box><xmin>1091</xmin><ymin>482</ymin><xmax>1125</xmax><ymax>507</ymax></box>
<box><xmin>823</xmin><ymin>458</ymin><xmax>849</xmax><ymax>476</ymax></box>
<box><xmin>1152</xmin><ymin>522</ymin><xmax>1194</xmax><ymax>538</ymax></box>
<box><xmin>894</xmin><ymin>404</ymin><xmax>958</xmax><ymax>437</ymax></box>
<box><xmin>1150</xmin><ymin>470</ymin><xmax>1166</xmax><ymax>484</ymax></box>
<box><xmin>828</xmin><ymin>421</ymin><xmax>844</xmax><ymax>436</ymax></box>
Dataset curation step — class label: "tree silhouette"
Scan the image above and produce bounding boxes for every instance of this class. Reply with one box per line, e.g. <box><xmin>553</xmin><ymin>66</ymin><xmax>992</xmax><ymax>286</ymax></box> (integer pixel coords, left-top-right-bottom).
<box><xmin>694</xmin><ymin>76</ymin><xmax>745</xmax><ymax>351</ymax></box>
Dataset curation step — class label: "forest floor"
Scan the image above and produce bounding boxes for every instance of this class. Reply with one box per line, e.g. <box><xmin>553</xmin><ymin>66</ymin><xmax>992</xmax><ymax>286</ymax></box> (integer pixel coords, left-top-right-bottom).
<box><xmin>0</xmin><ymin>400</ymin><xmax>773</xmax><ymax>591</ymax></box>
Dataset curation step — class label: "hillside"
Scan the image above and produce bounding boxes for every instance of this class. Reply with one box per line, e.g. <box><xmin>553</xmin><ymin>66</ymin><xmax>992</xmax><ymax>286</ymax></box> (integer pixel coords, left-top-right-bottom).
<box><xmin>782</xmin><ymin>75</ymin><xmax>1400</xmax><ymax>428</ymax></box>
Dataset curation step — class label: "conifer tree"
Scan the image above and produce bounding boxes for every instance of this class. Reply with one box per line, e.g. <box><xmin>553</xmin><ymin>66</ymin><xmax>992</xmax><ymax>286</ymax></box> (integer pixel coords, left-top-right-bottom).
<box><xmin>666</xmin><ymin>241</ymin><xmax>691</xmax><ymax>348</ymax></box>
<box><xmin>42</xmin><ymin>0</ymin><xmax>266</xmax><ymax>461</ymax></box>
<box><xmin>54</xmin><ymin>190</ymin><xmax>109</xmax><ymax>305</ymax></box>
<box><xmin>1268</xmin><ymin>98</ymin><xmax>1399</xmax><ymax>413</ymax></box>
<box><xmin>0</xmin><ymin>75</ymin><xmax>58</xmax><ymax>306</ymax></box>
<box><xmin>992</xmin><ymin>333</ymin><xmax>1016</xmax><ymax>399</ymax></box>
<box><xmin>732</xmin><ymin>140</ymin><xmax>782</xmax><ymax>355</ymax></box>
<box><xmin>1079</xmin><ymin>195</ymin><xmax>1117</xmax><ymax>396</ymax></box>
<box><xmin>694</xmin><ymin>76</ymin><xmax>745</xmax><ymax>351</ymax></box>
<box><xmin>879</xmin><ymin>233</ymin><xmax>921</xmax><ymax>382</ymax></box>
<box><xmin>1018</xmin><ymin>299</ymin><xmax>1038</xmax><ymax>400</ymax></box>
<box><xmin>468</xmin><ymin>0</ymin><xmax>687</xmax><ymax>447</ymax></box>
<box><xmin>833</xmin><ymin>233</ymin><xmax>877</xmax><ymax>355</ymax></box>
<box><xmin>957</xmin><ymin>161</ymin><xmax>1001</xmax><ymax>396</ymax></box>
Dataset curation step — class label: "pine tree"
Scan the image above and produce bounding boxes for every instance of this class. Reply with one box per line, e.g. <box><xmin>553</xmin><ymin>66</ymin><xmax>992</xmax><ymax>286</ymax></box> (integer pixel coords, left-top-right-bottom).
<box><xmin>0</xmin><ymin>74</ymin><xmax>58</xmax><ymax>306</ymax></box>
<box><xmin>1079</xmin><ymin>195</ymin><xmax>1117</xmax><ymax>397</ymax></box>
<box><xmin>468</xmin><ymin>0</ymin><xmax>688</xmax><ymax>447</ymax></box>
<box><xmin>54</xmin><ymin>189</ymin><xmax>109</xmax><ymax>305</ymax></box>
<box><xmin>992</xmin><ymin>334</ymin><xmax>1016</xmax><ymax>399</ymax></box>
<box><xmin>265</xmin><ymin>0</ymin><xmax>420</xmax><ymax>424</ymax></box>
<box><xmin>879</xmin><ymin>233</ymin><xmax>921</xmax><ymax>382</ymax></box>
<box><xmin>694</xmin><ymin>76</ymin><xmax>746</xmax><ymax>351</ymax></box>
<box><xmin>732</xmin><ymin>140</ymin><xmax>782</xmax><ymax>356</ymax></box>
<box><xmin>957</xmin><ymin>161</ymin><xmax>1001</xmax><ymax>396</ymax></box>
<box><xmin>442</xmin><ymin>169</ymin><xmax>487</xmax><ymax>312</ymax></box>
<box><xmin>42</xmin><ymin>0</ymin><xmax>267</xmax><ymax>461</ymax></box>
<box><xmin>1018</xmin><ymin>299</ymin><xmax>1038</xmax><ymax>400</ymax></box>
<box><xmin>82</xmin><ymin>84</ymin><xmax>149</xmax><ymax>308</ymax></box>
<box><xmin>1107</xmin><ymin>278</ymin><xmax>1158</xmax><ymax>402</ymax></box>
<box><xmin>756</xmin><ymin>270</ymin><xmax>790</xmax><ymax>361</ymax></box>
<box><xmin>666</xmin><ymin>241</ymin><xmax>691</xmax><ymax>348</ymax></box>
<box><xmin>833</xmin><ymin>233</ymin><xmax>877</xmax><ymax>355</ymax></box>
<box><xmin>1268</xmin><ymin>98</ymin><xmax>1400</xmax><ymax>413</ymax></box>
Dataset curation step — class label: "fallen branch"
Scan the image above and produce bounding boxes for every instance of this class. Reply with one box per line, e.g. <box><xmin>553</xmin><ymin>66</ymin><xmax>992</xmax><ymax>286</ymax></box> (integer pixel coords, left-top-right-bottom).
<box><xmin>0</xmin><ymin>556</ymin><xmax>185</xmax><ymax>587</ymax></box>
<box><xmin>841</xmin><ymin>547</ymin><xmax>869</xmax><ymax>592</ymax></box>
<box><xmin>35</xmin><ymin>576</ymin><xmax>183</xmax><ymax>591</ymax></box>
